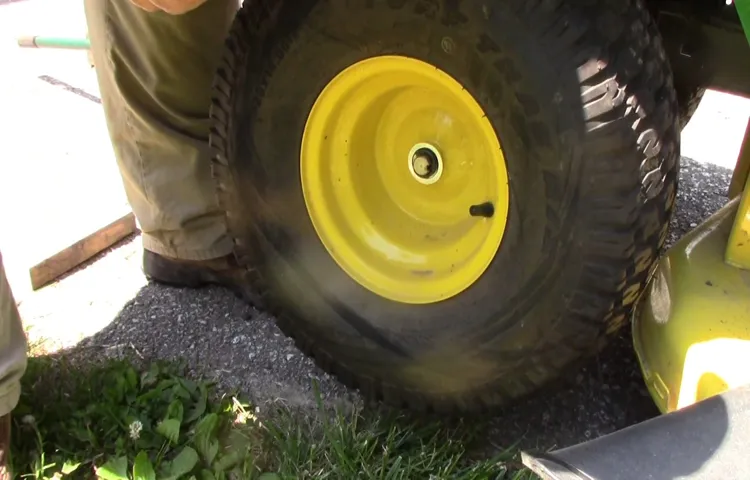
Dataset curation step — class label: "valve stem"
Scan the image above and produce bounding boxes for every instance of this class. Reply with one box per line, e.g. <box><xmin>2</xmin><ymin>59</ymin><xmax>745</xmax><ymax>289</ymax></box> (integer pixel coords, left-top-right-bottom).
<box><xmin>469</xmin><ymin>202</ymin><xmax>495</xmax><ymax>218</ymax></box>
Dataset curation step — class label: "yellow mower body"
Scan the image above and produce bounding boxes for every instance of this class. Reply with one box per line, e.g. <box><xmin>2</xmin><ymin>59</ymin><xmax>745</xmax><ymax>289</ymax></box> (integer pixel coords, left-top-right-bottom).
<box><xmin>633</xmin><ymin>130</ymin><xmax>750</xmax><ymax>414</ymax></box>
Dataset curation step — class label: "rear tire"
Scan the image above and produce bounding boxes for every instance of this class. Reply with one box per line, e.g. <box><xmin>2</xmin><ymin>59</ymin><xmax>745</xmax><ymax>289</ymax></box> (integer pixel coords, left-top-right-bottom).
<box><xmin>210</xmin><ymin>0</ymin><xmax>680</xmax><ymax>413</ymax></box>
<box><xmin>677</xmin><ymin>85</ymin><xmax>705</xmax><ymax>129</ymax></box>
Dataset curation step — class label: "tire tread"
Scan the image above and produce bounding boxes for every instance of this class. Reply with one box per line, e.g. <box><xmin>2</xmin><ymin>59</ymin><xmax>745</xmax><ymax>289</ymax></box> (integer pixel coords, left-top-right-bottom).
<box><xmin>208</xmin><ymin>0</ymin><xmax>679</xmax><ymax>413</ymax></box>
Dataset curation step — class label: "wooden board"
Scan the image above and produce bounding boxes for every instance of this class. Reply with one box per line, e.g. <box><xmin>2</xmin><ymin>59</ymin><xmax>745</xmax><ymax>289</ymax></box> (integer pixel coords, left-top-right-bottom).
<box><xmin>29</xmin><ymin>212</ymin><xmax>137</xmax><ymax>290</ymax></box>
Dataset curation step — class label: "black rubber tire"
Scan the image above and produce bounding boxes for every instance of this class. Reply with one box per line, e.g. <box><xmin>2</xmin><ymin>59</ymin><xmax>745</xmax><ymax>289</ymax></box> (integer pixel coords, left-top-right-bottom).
<box><xmin>677</xmin><ymin>85</ymin><xmax>705</xmax><ymax>129</ymax></box>
<box><xmin>209</xmin><ymin>0</ymin><xmax>680</xmax><ymax>413</ymax></box>
<box><xmin>649</xmin><ymin>10</ymin><xmax>709</xmax><ymax>130</ymax></box>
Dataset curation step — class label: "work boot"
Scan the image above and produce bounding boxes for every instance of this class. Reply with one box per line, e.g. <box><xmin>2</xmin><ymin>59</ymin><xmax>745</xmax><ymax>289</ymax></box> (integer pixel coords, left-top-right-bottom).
<box><xmin>142</xmin><ymin>250</ymin><xmax>262</xmax><ymax>308</ymax></box>
<box><xmin>0</xmin><ymin>414</ymin><xmax>11</xmax><ymax>480</ymax></box>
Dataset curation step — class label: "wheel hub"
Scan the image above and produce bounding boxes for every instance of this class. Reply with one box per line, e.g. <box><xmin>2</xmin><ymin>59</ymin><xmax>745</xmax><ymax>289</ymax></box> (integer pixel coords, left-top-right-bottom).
<box><xmin>408</xmin><ymin>143</ymin><xmax>443</xmax><ymax>184</ymax></box>
<box><xmin>300</xmin><ymin>55</ymin><xmax>510</xmax><ymax>304</ymax></box>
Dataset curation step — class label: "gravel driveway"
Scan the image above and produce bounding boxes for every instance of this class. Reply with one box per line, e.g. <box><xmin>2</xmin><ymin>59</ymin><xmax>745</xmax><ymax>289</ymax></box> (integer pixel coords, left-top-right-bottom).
<box><xmin>2</xmin><ymin>0</ymin><xmax>749</xmax><ymax>457</ymax></box>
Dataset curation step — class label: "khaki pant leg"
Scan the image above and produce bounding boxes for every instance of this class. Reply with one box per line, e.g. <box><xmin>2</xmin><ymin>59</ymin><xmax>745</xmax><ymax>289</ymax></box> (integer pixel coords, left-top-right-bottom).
<box><xmin>0</xmin><ymin>253</ymin><xmax>27</xmax><ymax>417</ymax></box>
<box><xmin>84</xmin><ymin>0</ymin><xmax>239</xmax><ymax>261</ymax></box>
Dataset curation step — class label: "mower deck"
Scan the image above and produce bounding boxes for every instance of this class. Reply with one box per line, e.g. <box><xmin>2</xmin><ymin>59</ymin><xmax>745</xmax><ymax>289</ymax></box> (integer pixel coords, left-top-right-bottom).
<box><xmin>633</xmin><ymin>195</ymin><xmax>750</xmax><ymax>414</ymax></box>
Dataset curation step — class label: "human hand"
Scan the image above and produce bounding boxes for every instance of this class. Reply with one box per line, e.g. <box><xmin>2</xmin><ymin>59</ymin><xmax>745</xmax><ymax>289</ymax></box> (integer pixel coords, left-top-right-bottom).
<box><xmin>129</xmin><ymin>0</ymin><xmax>210</xmax><ymax>15</ymax></box>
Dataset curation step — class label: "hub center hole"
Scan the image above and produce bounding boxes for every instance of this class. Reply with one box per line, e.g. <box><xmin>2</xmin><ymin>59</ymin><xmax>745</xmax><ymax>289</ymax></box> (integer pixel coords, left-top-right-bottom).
<box><xmin>408</xmin><ymin>143</ymin><xmax>443</xmax><ymax>185</ymax></box>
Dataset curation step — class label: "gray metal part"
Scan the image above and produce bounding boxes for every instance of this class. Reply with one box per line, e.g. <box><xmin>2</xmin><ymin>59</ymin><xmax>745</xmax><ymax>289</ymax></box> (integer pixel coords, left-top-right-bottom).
<box><xmin>521</xmin><ymin>385</ymin><xmax>750</xmax><ymax>480</ymax></box>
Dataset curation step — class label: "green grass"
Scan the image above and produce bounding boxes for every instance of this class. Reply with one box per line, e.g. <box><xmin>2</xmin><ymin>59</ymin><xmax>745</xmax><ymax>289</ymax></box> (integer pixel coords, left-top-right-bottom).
<box><xmin>10</xmin><ymin>356</ymin><xmax>536</xmax><ymax>480</ymax></box>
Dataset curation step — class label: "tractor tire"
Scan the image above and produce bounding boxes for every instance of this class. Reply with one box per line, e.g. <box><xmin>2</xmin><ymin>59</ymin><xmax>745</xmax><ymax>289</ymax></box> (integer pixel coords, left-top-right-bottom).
<box><xmin>209</xmin><ymin>0</ymin><xmax>680</xmax><ymax>413</ymax></box>
<box><xmin>677</xmin><ymin>85</ymin><xmax>705</xmax><ymax>129</ymax></box>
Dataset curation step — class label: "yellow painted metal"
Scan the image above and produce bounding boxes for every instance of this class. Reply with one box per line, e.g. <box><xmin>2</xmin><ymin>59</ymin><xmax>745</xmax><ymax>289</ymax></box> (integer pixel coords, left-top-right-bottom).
<box><xmin>725</xmin><ymin>119</ymin><xmax>750</xmax><ymax>269</ymax></box>
<box><xmin>633</xmin><ymin>197</ymin><xmax>750</xmax><ymax>414</ymax></box>
<box><xmin>726</xmin><ymin>171</ymin><xmax>750</xmax><ymax>269</ymax></box>
<box><xmin>728</xmin><ymin>119</ymin><xmax>750</xmax><ymax>199</ymax></box>
<box><xmin>300</xmin><ymin>55</ymin><xmax>509</xmax><ymax>304</ymax></box>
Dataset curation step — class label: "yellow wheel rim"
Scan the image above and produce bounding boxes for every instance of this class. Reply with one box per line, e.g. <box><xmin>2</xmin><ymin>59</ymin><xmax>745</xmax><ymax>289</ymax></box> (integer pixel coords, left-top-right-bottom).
<box><xmin>301</xmin><ymin>55</ymin><xmax>510</xmax><ymax>304</ymax></box>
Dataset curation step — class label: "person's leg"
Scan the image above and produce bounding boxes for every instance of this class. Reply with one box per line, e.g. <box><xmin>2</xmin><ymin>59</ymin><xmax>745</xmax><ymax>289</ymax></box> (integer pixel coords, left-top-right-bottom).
<box><xmin>84</xmin><ymin>0</ymin><xmax>237</xmax><ymax>261</ymax></box>
<box><xmin>84</xmin><ymin>0</ymin><xmax>259</xmax><ymax>302</ymax></box>
<box><xmin>0</xmin><ymin>252</ymin><xmax>29</xmax><ymax>477</ymax></box>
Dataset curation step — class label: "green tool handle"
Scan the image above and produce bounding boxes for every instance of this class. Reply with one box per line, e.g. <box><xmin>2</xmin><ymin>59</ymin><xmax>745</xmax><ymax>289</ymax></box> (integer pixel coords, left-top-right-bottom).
<box><xmin>17</xmin><ymin>36</ymin><xmax>90</xmax><ymax>50</ymax></box>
